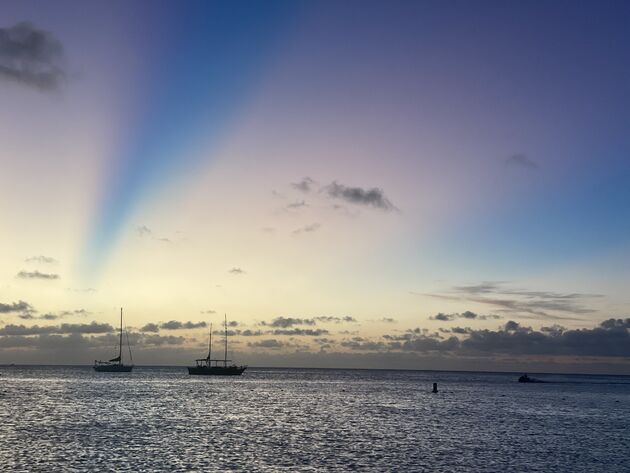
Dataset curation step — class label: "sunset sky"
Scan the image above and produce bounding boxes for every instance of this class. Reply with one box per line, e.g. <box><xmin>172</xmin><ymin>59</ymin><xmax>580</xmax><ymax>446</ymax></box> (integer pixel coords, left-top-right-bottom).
<box><xmin>1</xmin><ymin>0</ymin><xmax>629</xmax><ymax>372</ymax></box>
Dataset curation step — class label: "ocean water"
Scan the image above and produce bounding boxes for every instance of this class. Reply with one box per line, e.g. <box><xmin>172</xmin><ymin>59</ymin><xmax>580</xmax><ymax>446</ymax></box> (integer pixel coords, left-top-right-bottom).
<box><xmin>0</xmin><ymin>367</ymin><xmax>629</xmax><ymax>472</ymax></box>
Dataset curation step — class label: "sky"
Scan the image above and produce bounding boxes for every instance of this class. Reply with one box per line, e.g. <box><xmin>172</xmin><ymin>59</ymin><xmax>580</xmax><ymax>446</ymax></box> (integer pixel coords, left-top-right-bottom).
<box><xmin>1</xmin><ymin>0</ymin><xmax>629</xmax><ymax>373</ymax></box>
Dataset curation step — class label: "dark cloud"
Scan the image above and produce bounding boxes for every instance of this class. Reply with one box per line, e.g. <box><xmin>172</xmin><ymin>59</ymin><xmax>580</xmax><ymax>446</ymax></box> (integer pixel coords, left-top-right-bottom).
<box><xmin>201</xmin><ymin>309</ymin><xmax>216</xmax><ymax>315</ymax></box>
<box><xmin>429</xmin><ymin>311</ymin><xmax>502</xmax><ymax>322</ymax></box>
<box><xmin>0</xmin><ymin>321</ymin><xmax>113</xmax><ymax>336</ymax></box>
<box><xmin>367</xmin><ymin>318</ymin><xmax>630</xmax><ymax>358</ymax></box>
<box><xmin>261</xmin><ymin>316</ymin><xmax>356</xmax><ymax>328</ymax></box>
<box><xmin>24</xmin><ymin>255</ymin><xmax>57</xmax><ymax>264</ymax></box>
<box><xmin>426</xmin><ymin>282</ymin><xmax>600</xmax><ymax>320</ymax></box>
<box><xmin>291</xmin><ymin>177</ymin><xmax>316</xmax><ymax>193</ymax></box>
<box><xmin>313</xmin><ymin>316</ymin><xmax>357</xmax><ymax>324</ymax></box>
<box><xmin>271</xmin><ymin>328</ymin><xmax>329</xmax><ymax>337</ymax></box>
<box><xmin>262</xmin><ymin>317</ymin><xmax>317</xmax><ymax>328</ymax></box>
<box><xmin>0</xmin><ymin>332</ymin><xmax>188</xmax><ymax>354</ymax></box>
<box><xmin>17</xmin><ymin>270</ymin><xmax>59</xmax><ymax>280</ymax></box>
<box><xmin>19</xmin><ymin>313</ymin><xmax>57</xmax><ymax>321</ymax></box>
<box><xmin>229</xmin><ymin>267</ymin><xmax>245</xmax><ymax>275</ymax></box>
<box><xmin>242</xmin><ymin>329</ymin><xmax>263</xmax><ymax>337</ymax></box>
<box><xmin>451</xmin><ymin>327</ymin><xmax>473</xmax><ymax>335</ymax></box>
<box><xmin>341</xmin><ymin>339</ymin><xmax>387</xmax><ymax>351</ymax></box>
<box><xmin>0</xmin><ymin>22</ymin><xmax>66</xmax><ymax>91</ymax></box>
<box><xmin>160</xmin><ymin>320</ymin><xmax>207</xmax><ymax>330</ymax></box>
<box><xmin>59</xmin><ymin>309</ymin><xmax>91</xmax><ymax>317</ymax></box>
<box><xmin>212</xmin><ymin>329</ymin><xmax>245</xmax><ymax>337</ymax></box>
<box><xmin>292</xmin><ymin>223</ymin><xmax>321</xmax><ymax>234</ymax></box>
<box><xmin>506</xmin><ymin>154</ymin><xmax>537</xmax><ymax>170</ymax></box>
<box><xmin>325</xmin><ymin>181</ymin><xmax>397</xmax><ymax>212</ymax></box>
<box><xmin>457</xmin><ymin>319</ymin><xmax>630</xmax><ymax>357</ymax></box>
<box><xmin>141</xmin><ymin>323</ymin><xmax>160</xmax><ymax>333</ymax></box>
<box><xmin>142</xmin><ymin>334</ymin><xmax>186</xmax><ymax>346</ymax></box>
<box><xmin>0</xmin><ymin>300</ymin><xmax>33</xmax><ymax>313</ymax></box>
<box><xmin>58</xmin><ymin>322</ymin><xmax>113</xmax><ymax>334</ymax></box>
<box><xmin>18</xmin><ymin>308</ymin><xmax>90</xmax><ymax>321</ymax></box>
<box><xmin>249</xmin><ymin>339</ymin><xmax>284</xmax><ymax>349</ymax></box>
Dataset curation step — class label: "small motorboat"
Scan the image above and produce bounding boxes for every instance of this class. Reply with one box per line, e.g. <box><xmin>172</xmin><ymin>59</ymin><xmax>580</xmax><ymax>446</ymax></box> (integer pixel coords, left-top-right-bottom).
<box><xmin>518</xmin><ymin>374</ymin><xmax>544</xmax><ymax>383</ymax></box>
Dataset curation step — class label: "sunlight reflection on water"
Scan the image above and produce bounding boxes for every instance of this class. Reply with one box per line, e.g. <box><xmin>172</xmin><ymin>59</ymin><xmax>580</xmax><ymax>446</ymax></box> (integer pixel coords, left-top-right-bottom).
<box><xmin>0</xmin><ymin>367</ymin><xmax>628</xmax><ymax>472</ymax></box>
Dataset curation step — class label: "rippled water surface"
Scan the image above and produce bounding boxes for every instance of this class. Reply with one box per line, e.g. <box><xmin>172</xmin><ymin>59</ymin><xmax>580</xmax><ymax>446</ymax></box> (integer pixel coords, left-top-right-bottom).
<box><xmin>1</xmin><ymin>367</ymin><xmax>629</xmax><ymax>472</ymax></box>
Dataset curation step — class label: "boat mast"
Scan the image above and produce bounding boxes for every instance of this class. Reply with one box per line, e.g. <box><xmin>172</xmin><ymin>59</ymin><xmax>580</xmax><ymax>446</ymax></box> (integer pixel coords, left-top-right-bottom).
<box><xmin>224</xmin><ymin>313</ymin><xmax>228</xmax><ymax>367</ymax></box>
<box><xmin>118</xmin><ymin>307</ymin><xmax>123</xmax><ymax>365</ymax></box>
<box><xmin>207</xmin><ymin>323</ymin><xmax>212</xmax><ymax>363</ymax></box>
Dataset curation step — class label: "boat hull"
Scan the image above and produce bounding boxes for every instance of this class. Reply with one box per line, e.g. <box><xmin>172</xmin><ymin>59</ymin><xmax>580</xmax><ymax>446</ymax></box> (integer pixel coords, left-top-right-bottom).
<box><xmin>94</xmin><ymin>364</ymin><xmax>133</xmax><ymax>372</ymax></box>
<box><xmin>188</xmin><ymin>366</ymin><xmax>246</xmax><ymax>376</ymax></box>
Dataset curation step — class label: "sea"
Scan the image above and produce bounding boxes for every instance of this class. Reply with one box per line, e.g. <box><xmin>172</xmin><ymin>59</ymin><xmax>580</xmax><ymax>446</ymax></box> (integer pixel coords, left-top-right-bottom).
<box><xmin>0</xmin><ymin>367</ymin><xmax>629</xmax><ymax>472</ymax></box>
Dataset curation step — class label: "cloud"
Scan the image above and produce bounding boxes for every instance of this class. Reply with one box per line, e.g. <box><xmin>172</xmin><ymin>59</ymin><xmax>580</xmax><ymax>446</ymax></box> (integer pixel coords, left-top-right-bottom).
<box><xmin>347</xmin><ymin>318</ymin><xmax>630</xmax><ymax>358</ymax></box>
<box><xmin>136</xmin><ymin>225</ymin><xmax>152</xmax><ymax>236</ymax></box>
<box><xmin>24</xmin><ymin>255</ymin><xmax>57</xmax><ymax>264</ymax></box>
<box><xmin>429</xmin><ymin>311</ymin><xmax>502</xmax><ymax>322</ymax></box>
<box><xmin>457</xmin><ymin>319</ymin><xmax>630</xmax><ymax>357</ymax></box>
<box><xmin>17</xmin><ymin>270</ymin><xmax>59</xmax><ymax>280</ymax></box>
<box><xmin>142</xmin><ymin>334</ymin><xmax>186</xmax><ymax>346</ymax></box>
<box><xmin>426</xmin><ymin>282</ymin><xmax>600</xmax><ymax>320</ymax></box>
<box><xmin>0</xmin><ymin>300</ymin><xmax>33</xmax><ymax>313</ymax></box>
<box><xmin>313</xmin><ymin>316</ymin><xmax>357</xmax><ymax>324</ymax></box>
<box><xmin>292</xmin><ymin>223</ymin><xmax>321</xmax><ymax>234</ymax></box>
<box><xmin>248</xmin><ymin>339</ymin><xmax>284</xmax><ymax>349</ymax></box>
<box><xmin>201</xmin><ymin>310</ymin><xmax>216</xmax><ymax>314</ymax></box>
<box><xmin>159</xmin><ymin>320</ymin><xmax>207</xmax><ymax>330</ymax></box>
<box><xmin>0</xmin><ymin>22</ymin><xmax>66</xmax><ymax>91</ymax></box>
<box><xmin>446</xmin><ymin>327</ymin><xmax>473</xmax><ymax>335</ymax></box>
<box><xmin>0</xmin><ymin>321</ymin><xmax>113</xmax><ymax>336</ymax></box>
<box><xmin>286</xmin><ymin>200</ymin><xmax>308</xmax><ymax>209</ymax></box>
<box><xmin>58</xmin><ymin>309</ymin><xmax>91</xmax><ymax>317</ymax></box>
<box><xmin>261</xmin><ymin>317</ymin><xmax>317</xmax><ymax>328</ymax></box>
<box><xmin>0</xmin><ymin>332</ymin><xmax>189</xmax><ymax>354</ymax></box>
<box><xmin>229</xmin><ymin>267</ymin><xmax>246</xmax><ymax>275</ymax></box>
<box><xmin>292</xmin><ymin>177</ymin><xmax>316</xmax><ymax>193</ymax></box>
<box><xmin>270</xmin><ymin>328</ymin><xmax>329</xmax><ymax>336</ymax></box>
<box><xmin>261</xmin><ymin>316</ymin><xmax>357</xmax><ymax>328</ymax></box>
<box><xmin>67</xmin><ymin>287</ymin><xmax>97</xmax><ymax>293</ymax></box>
<box><xmin>506</xmin><ymin>154</ymin><xmax>537</xmax><ymax>170</ymax></box>
<box><xmin>340</xmin><ymin>339</ymin><xmax>387</xmax><ymax>351</ymax></box>
<box><xmin>17</xmin><ymin>308</ymin><xmax>89</xmax><ymax>321</ymax></box>
<box><xmin>325</xmin><ymin>181</ymin><xmax>397</xmax><ymax>212</ymax></box>
<box><xmin>140</xmin><ymin>323</ymin><xmax>160</xmax><ymax>333</ymax></box>
<box><xmin>240</xmin><ymin>329</ymin><xmax>263</xmax><ymax>337</ymax></box>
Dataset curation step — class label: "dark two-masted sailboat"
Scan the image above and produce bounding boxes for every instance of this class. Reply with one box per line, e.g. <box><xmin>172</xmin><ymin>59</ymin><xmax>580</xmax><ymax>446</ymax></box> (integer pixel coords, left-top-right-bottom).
<box><xmin>94</xmin><ymin>308</ymin><xmax>133</xmax><ymax>372</ymax></box>
<box><xmin>188</xmin><ymin>315</ymin><xmax>246</xmax><ymax>376</ymax></box>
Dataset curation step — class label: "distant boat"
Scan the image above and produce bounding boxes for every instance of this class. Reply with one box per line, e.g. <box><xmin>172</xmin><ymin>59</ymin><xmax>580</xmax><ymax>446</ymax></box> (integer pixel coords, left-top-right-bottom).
<box><xmin>94</xmin><ymin>308</ymin><xmax>133</xmax><ymax>373</ymax></box>
<box><xmin>518</xmin><ymin>373</ymin><xmax>544</xmax><ymax>383</ymax></box>
<box><xmin>188</xmin><ymin>315</ymin><xmax>246</xmax><ymax>376</ymax></box>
